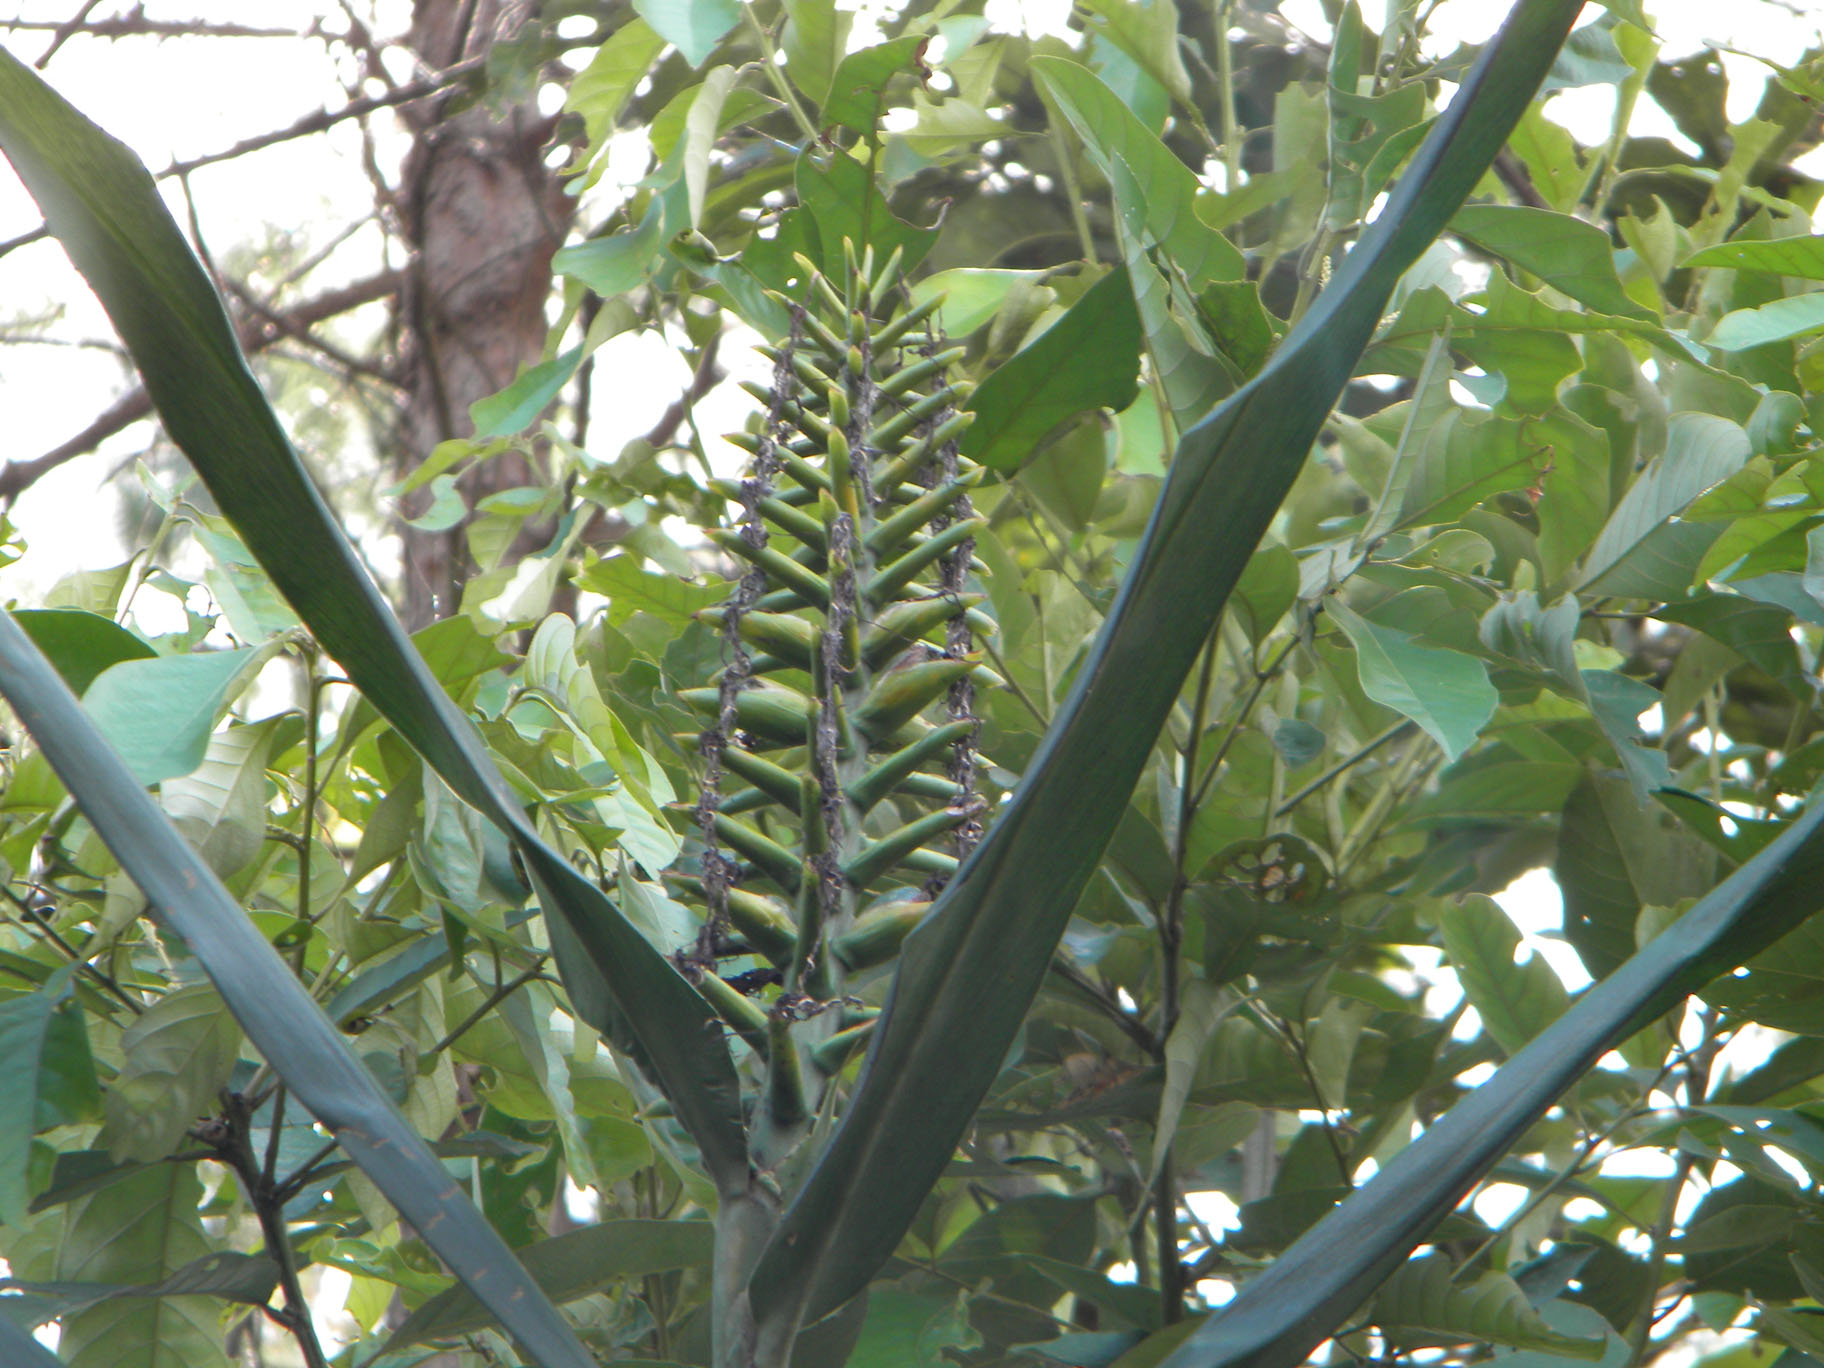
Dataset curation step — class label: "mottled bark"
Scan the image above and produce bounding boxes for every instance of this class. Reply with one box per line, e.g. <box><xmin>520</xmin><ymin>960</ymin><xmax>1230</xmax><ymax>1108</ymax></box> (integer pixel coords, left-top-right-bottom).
<box><xmin>394</xmin><ymin>0</ymin><xmax>572</xmax><ymax>628</ymax></box>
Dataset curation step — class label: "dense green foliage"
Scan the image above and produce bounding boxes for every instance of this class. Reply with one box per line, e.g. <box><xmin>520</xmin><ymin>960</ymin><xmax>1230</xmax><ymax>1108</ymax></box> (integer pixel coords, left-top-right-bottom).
<box><xmin>6</xmin><ymin>2</ymin><xmax>1824</xmax><ymax>1367</ymax></box>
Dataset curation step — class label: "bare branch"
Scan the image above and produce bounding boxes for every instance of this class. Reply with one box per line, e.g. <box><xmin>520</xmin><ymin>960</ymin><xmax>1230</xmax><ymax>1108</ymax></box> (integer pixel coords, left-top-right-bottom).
<box><xmin>6</xmin><ymin>16</ymin><xmax>305</xmax><ymax>40</ymax></box>
<box><xmin>0</xmin><ymin>54</ymin><xmax>486</xmax><ymax>266</ymax></box>
<box><xmin>0</xmin><ymin>269</ymin><xmax>400</xmax><ymax>506</ymax></box>
<box><xmin>161</xmin><ymin>56</ymin><xmax>487</xmax><ymax>179</ymax></box>
<box><xmin>34</xmin><ymin>0</ymin><xmax>104</xmax><ymax>68</ymax></box>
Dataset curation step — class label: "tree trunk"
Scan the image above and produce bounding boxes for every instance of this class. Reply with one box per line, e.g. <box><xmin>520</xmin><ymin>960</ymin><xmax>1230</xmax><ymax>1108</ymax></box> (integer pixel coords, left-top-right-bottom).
<box><xmin>394</xmin><ymin>0</ymin><xmax>572</xmax><ymax>629</ymax></box>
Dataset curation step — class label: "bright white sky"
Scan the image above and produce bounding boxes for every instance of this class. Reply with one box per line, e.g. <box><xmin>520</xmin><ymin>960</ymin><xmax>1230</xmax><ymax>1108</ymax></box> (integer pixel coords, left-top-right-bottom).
<box><xmin>0</xmin><ymin>0</ymin><xmax>1819</xmax><ymax>599</ymax></box>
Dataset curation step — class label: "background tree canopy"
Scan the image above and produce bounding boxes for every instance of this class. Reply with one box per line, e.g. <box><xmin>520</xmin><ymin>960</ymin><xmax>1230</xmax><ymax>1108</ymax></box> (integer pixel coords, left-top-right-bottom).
<box><xmin>5</xmin><ymin>1</ymin><xmax>1824</xmax><ymax>1367</ymax></box>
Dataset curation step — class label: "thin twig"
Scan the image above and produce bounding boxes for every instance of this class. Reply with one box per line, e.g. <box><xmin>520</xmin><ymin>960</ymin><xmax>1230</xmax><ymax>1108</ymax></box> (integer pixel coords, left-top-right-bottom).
<box><xmin>1273</xmin><ymin>719</ymin><xmax>1412</xmax><ymax>817</ymax></box>
<box><xmin>0</xmin><ymin>56</ymin><xmax>485</xmax><ymax>268</ymax></box>
<box><xmin>0</xmin><ymin>269</ymin><xmax>400</xmax><ymax>506</ymax></box>
<box><xmin>33</xmin><ymin>0</ymin><xmax>103</xmax><ymax>67</ymax></box>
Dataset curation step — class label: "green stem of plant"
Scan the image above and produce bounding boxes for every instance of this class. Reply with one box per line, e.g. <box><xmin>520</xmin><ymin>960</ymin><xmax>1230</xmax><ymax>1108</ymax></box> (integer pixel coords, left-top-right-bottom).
<box><xmin>1</xmin><ymin>883</ymin><xmax>142</xmax><ymax>1013</ymax></box>
<box><xmin>1156</xmin><ymin>1149</ymin><xmax>1184</xmax><ymax>1323</ymax></box>
<box><xmin>295</xmin><ymin>654</ymin><xmax>321</xmax><ymax>954</ymax></box>
<box><xmin>1452</xmin><ymin>1057</ymin><xmax>1679</xmax><ymax>1276</ymax></box>
<box><xmin>1274</xmin><ymin>719</ymin><xmax>1412</xmax><ymax>818</ymax></box>
<box><xmin>113</xmin><ymin>500</ymin><xmax>181</xmax><ymax>627</ymax></box>
<box><xmin>221</xmin><ymin>1092</ymin><xmax>329</xmax><ymax>1368</ymax></box>
<box><xmin>1702</xmin><ymin>689</ymin><xmax>1724</xmax><ymax>804</ymax></box>
<box><xmin>1190</xmin><ymin>630</ymin><xmax>1299</xmax><ymax>813</ymax></box>
<box><xmin>429</xmin><ymin>957</ymin><xmax>547</xmax><ymax>1056</ymax></box>
<box><xmin>1212</xmin><ymin>0</ymin><xmax>1242</xmax><ymax>187</ymax></box>
<box><xmin>1627</xmin><ymin>1150</ymin><xmax>1694</xmax><ymax>1367</ymax></box>
<box><xmin>1287</xmin><ymin>226</ymin><xmax>1337</xmax><ymax>327</ymax></box>
<box><xmin>741</xmin><ymin>7</ymin><xmax>819</xmax><ymax>145</ymax></box>
<box><xmin>1587</xmin><ymin>48</ymin><xmax>1647</xmax><ymax>229</ymax></box>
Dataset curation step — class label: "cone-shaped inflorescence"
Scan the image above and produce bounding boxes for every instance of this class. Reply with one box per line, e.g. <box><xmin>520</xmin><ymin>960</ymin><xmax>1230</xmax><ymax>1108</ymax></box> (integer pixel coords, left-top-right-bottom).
<box><xmin>673</xmin><ymin>243</ymin><xmax>993</xmax><ymax>1150</ymax></box>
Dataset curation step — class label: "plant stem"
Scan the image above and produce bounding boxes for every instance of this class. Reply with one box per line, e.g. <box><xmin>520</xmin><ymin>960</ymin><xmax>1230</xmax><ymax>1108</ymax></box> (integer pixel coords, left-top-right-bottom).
<box><xmin>217</xmin><ymin>1092</ymin><xmax>329</xmax><ymax>1368</ymax></box>
<box><xmin>1212</xmin><ymin>0</ymin><xmax>1241</xmax><ymax>187</ymax></box>
<box><xmin>429</xmin><ymin>957</ymin><xmax>547</xmax><ymax>1056</ymax></box>
<box><xmin>1274</xmin><ymin>720</ymin><xmax>1412</xmax><ymax>817</ymax></box>
<box><xmin>741</xmin><ymin>7</ymin><xmax>819</xmax><ymax>145</ymax></box>
<box><xmin>1156</xmin><ymin>1150</ymin><xmax>1185</xmax><ymax>1324</ymax></box>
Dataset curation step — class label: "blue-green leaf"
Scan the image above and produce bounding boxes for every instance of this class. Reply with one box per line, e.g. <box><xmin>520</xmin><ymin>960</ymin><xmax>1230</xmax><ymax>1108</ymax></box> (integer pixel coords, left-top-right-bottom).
<box><xmin>1325</xmin><ymin>598</ymin><xmax>1496</xmax><ymax>761</ymax></box>
<box><xmin>633</xmin><ymin>0</ymin><xmax>740</xmax><ymax>69</ymax></box>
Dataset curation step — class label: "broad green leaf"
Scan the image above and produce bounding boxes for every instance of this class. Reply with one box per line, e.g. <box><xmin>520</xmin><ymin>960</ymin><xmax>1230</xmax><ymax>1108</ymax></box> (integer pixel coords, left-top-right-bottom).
<box><xmin>1541</xmin><ymin>12</ymin><xmax>1633</xmax><ymax>91</ymax></box>
<box><xmin>1356</xmin><ymin>334</ymin><xmax>1474</xmax><ymax>543</ymax></box>
<box><xmin>1022</xmin><ymin>418</ymin><xmax>1111</xmax><ymax>530</ymax></box>
<box><xmin>471</xmin><ymin>345</ymin><xmax>584</xmax><ymax>438</ymax></box>
<box><xmin>1372</xmin><ymin>1256</ymin><xmax>1603</xmax><ymax>1357</ymax></box>
<box><xmin>574</xmin><ymin>553</ymin><xmax>728</xmax><ymax>628</ymax></box>
<box><xmin>1441</xmin><ymin>895</ymin><xmax>1570</xmax><ymax>1056</ymax></box>
<box><xmin>1682</xmin><ymin>235</ymin><xmax>1824</xmax><ymax>279</ymax></box>
<box><xmin>632</xmin><ymin>0</ymin><xmax>739</xmax><ymax>69</ymax></box>
<box><xmin>962</xmin><ymin>267</ymin><xmax>1143</xmax><ymax>472</ymax></box>
<box><xmin>1325</xmin><ymin>598</ymin><xmax>1496</xmax><ymax>762</ymax></box>
<box><xmin>403</xmin><ymin>472</ymin><xmax>466</xmax><ymax>531</ymax></box>
<box><xmin>911</xmin><ymin>267</ymin><xmax>1040</xmax><ymax>337</ymax></box>
<box><xmin>1327</xmin><ymin>6</ymin><xmax>1429</xmax><ymax>228</ymax></box>
<box><xmin>191</xmin><ymin>518</ymin><xmax>300</xmax><ymax>641</ymax></box>
<box><xmin>1658</xmin><ymin>593</ymin><xmax>1809</xmax><ymax>698</ymax></box>
<box><xmin>781</xmin><ymin>0</ymin><xmax>852</xmax><ymax>107</ymax></box>
<box><xmin>554</xmin><ymin>201</ymin><xmax>667</xmax><ymax>298</ymax></box>
<box><xmin>1556</xmin><ymin>771</ymin><xmax>1712</xmax><ymax>976</ymax></box>
<box><xmin>1411</xmin><ymin>760</ymin><xmax>1582</xmax><ymax>817</ymax></box>
<box><xmin>0</xmin><ymin>967</ymin><xmax>96</xmax><ymax>1225</ymax></box>
<box><xmin>902</xmin><ymin>92</ymin><xmax>1005</xmax><ymax>158</ymax></box>
<box><xmin>751</xmin><ymin>1</ymin><xmax>1589</xmax><ymax>1346</ymax></box>
<box><xmin>1</xmin><ymin>1251</ymin><xmax>279</xmax><ymax>1324</ymax></box>
<box><xmin>1079</xmin><ymin>0</ymin><xmax>1192</xmax><ymax>106</ymax></box>
<box><xmin>53</xmin><ymin>1164</ymin><xmax>227</xmax><ymax>1368</ymax></box>
<box><xmin>823</xmin><ymin>36</ymin><xmax>925</xmax><ymax>137</ymax></box>
<box><xmin>83</xmin><ymin>646</ymin><xmax>267</xmax><ymax>786</ymax></box>
<box><xmin>796</xmin><ymin>146</ymin><xmax>937</xmax><ymax>277</ymax></box>
<box><xmin>1451</xmin><ymin>204</ymin><xmax>1651</xmax><ymax>318</ymax></box>
<box><xmin>565</xmin><ymin>19</ymin><xmax>666</xmax><ymax>172</ymax></box>
<box><xmin>1582</xmin><ymin>413</ymin><xmax>1749</xmax><ymax>591</ymax></box>
<box><xmin>1037</xmin><ymin>57</ymin><xmax>1244</xmax><ymax>428</ymax></box>
<box><xmin>679</xmin><ymin>66</ymin><xmax>738</xmax><ymax>229</ymax></box>
<box><xmin>1580</xmin><ymin>668</ymin><xmax>1671</xmax><ymax>801</ymax></box>
<box><xmin>386</xmin><ymin>1219</ymin><xmax>714</xmax><ymax>1347</ymax></box>
<box><xmin>1231</xmin><ymin>543</ymin><xmax>1299</xmax><ymax>645</ymax></box>
<box><xmin>159</xmin><ymin>715</ymin><xmax>288</xmax><ymax>880</ymax></box>
<box><xmin>10</xmin><ymin>608</ymin><xmax>154</xmax><ymax>695</ymax></box>
<box><xmin>101</xmin><ymin>984</ymin><xmax>242</xmax><ymax>1164</ymax></box>
<box><xmin>847</xmin><ymin>1288</ymin><xmax>982</xmax><ymax>1368</ymax></box>
<box><xmin>1195</xmin><ymin>280</ymin><xmax>1279</xmax><ymax>380</ymax></box>
<box><xmin>1706</xmin><ymin>292</ymin><xmax>1824</xmax><ymax>351</ymax></box>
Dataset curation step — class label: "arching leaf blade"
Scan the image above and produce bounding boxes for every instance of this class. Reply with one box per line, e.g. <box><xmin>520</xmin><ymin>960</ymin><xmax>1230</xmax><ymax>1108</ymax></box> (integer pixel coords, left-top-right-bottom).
<box><xmin>0</xmin><ymin>609</ymin><xmax>597</xmax><ymax>1368</ymax></box>
<box><xmin>0</xmin><ymin>45</ymin><xmax>747</xmax><ymax>1197</ymax></box>
<box><xmin>749</xmin><ymin>0</ymin><xmax>1588</xmax><ymax>1342</ymax></box>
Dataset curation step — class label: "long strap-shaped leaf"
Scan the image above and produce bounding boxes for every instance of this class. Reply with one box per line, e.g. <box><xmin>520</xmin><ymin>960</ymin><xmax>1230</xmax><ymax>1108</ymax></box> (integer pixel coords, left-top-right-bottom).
<box><xmin>0</xmin><ymin>50</ymin><xmax>747</xmax><ymax>1196</ymax></box>
<box><xmin>748</xmin><ymin>0</ymin><xmax>1586</xmax><ymax>1333</ymax></box>
<box><xmin>1158</xmin><ymin>808</ymin><xmax>1824</xmax><ymax>1368</ymax></box>
<box><xmin>0</xmin><ymin>611</ymin><xmax>596</xmax><ymax>1368</ymax></box>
